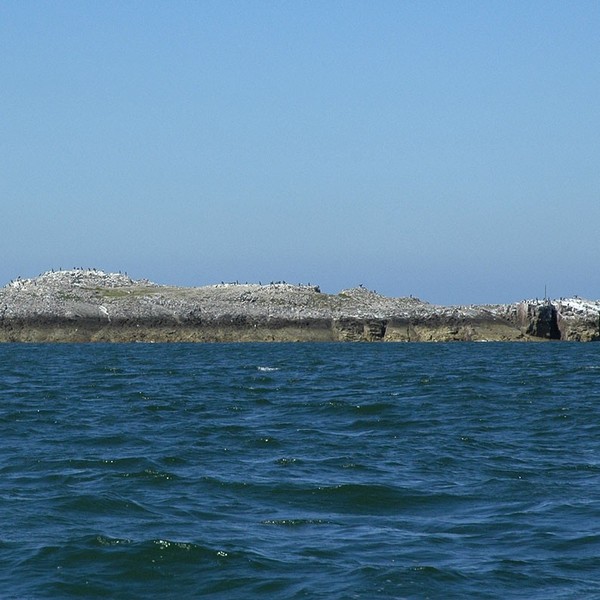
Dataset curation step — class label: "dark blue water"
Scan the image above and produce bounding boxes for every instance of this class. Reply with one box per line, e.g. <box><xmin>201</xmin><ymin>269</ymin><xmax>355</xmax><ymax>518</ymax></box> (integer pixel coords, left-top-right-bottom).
<box><xmin>1</xmin><ymin>342</ymin><xmax>600</xmax><ymax>598</ymax></box>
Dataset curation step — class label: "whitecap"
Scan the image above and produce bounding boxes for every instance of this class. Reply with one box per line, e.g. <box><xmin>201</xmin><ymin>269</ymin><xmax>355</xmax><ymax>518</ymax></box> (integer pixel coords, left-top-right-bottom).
<box><xmin>257</xmin><ymin>366</ymin><xmax>279</xmax><ymax>372</ymax></box>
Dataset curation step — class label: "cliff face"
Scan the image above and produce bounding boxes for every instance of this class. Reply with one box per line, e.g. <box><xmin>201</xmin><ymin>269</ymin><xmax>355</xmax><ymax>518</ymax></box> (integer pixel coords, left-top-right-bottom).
<box><xmin>555</xmin><ymin>299</ymin><xmax>600</xmax><ymax>341</ymax></box>
<box><xmin>0</xmin><ymin>270</ymin><xmax>598</xmax><ymax>342</ymax></box>
<box><xmin>515</xmin><ymin>302</ymin><xmax>561</xmax><ymax>340</ymax></box>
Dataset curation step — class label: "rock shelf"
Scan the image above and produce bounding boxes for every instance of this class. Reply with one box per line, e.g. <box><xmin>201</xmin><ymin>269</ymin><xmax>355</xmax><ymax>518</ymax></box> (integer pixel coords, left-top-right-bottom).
<box><xmin>0</xmin><ymin>269</ymin><xmax>598</xmax><ymax>342</ymax></box>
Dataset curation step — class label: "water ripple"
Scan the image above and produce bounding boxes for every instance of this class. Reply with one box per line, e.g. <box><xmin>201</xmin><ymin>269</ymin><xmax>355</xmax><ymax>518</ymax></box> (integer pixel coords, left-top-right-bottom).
<box><xmin>1</xmin><ymin>342</ymin><xmax>600</xmax><ymax>598</ymax></box>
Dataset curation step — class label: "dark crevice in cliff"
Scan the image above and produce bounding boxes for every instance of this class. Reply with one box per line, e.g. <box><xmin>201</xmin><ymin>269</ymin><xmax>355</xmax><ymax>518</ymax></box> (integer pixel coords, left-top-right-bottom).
<box><xmin>527</xmin><ymin>303</ymin><xmax>561</xmax><ymax>340</ymax></box>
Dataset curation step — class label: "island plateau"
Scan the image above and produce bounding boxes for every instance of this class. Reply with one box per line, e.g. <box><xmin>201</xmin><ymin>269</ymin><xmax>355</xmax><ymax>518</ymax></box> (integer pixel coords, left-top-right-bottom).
<box><xmin>0</xmin><ymin>269</ymin><xmax>598</xmax><ymax>342</ymax></box>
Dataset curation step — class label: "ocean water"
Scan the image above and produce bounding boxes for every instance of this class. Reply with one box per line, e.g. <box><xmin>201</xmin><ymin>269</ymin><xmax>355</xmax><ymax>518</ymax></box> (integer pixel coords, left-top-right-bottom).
<box><xmin>1</xmin><ymin>342</ymin><xmax>600</xmax><ymax>599</ymax></box>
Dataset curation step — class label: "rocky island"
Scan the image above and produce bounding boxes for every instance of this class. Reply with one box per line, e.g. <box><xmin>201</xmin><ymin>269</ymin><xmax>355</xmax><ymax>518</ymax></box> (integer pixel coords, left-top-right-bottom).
<box><xmin>0</xmin><ymin>269</ymin><xmax>598</xmax><ymax>342</ymax></box>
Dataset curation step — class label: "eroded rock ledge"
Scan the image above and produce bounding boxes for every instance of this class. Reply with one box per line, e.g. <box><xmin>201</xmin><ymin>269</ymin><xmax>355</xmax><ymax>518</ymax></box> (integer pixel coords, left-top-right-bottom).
<box><xmin>0</xmin><ymin>270</ymin><xmax>598</xmax><ymax>342</ymax></box>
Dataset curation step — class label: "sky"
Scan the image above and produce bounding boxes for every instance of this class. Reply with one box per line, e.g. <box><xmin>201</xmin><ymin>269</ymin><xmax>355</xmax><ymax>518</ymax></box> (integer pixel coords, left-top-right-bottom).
<box><xmin>1</xmin><ymin>1</ymin><xmax>599</xmax><ymax>304</ymax></box>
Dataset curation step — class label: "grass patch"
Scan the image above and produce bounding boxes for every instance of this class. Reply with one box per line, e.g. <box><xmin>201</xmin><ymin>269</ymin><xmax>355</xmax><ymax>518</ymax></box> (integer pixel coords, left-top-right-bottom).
<box><xmin>57</xmin><ymin>292</ymin><xmax>83</xmax><ymax>301</ymax></box>
<box><xmin>92</xmin><ymin>287</ymin><xmax>162</xmax><ymax>298</ymax></box>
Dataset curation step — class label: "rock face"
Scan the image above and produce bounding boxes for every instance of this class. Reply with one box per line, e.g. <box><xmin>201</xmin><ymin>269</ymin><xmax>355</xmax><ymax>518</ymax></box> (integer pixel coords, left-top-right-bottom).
<box><xmin>555</xmin><ymin>298</ymin><xmax>600</xmax><ymax>341</ymax></box>
<box><xmin>516</xmin><ymin>302</ymin><xmax>561</xmax><ymax>339</ymax></box>
<box><xmin>0</xmin><ymin>269</ymin><xmax>598</xmax><ymax>342</ymax></box>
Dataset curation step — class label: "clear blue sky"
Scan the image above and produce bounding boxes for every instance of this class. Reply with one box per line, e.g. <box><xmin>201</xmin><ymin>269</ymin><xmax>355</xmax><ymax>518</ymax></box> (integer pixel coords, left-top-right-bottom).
<box><xmin>2</xmin><ymin>1</ymin><xmax>599</xmax><ymax>304</ymax></box>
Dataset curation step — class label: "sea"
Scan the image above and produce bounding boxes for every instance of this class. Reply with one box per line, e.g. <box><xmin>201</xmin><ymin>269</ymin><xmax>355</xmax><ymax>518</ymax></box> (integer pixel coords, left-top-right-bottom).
<box><xmin>1</xmin><ymin>342</ymin><xmax>600</xmax><ymax>599</ymax></box>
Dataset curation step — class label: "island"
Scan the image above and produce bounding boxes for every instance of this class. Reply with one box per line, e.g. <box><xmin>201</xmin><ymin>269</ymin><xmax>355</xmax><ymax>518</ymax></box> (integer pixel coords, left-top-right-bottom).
<box><xmin>0</xmin><ymin>269</ymin><xmax>598</xmax><ymax>342</ymax></box>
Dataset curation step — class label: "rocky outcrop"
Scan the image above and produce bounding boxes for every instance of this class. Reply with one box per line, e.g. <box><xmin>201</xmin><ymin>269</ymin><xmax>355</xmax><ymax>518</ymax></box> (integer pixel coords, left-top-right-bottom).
<box><xmin>0</xmin><ymin>269</ymin><xmax>598</xmax><ymax>342</ymax></box>
<box><xmin>555</xmin><ymin>298</ymin><xmax>600</xmax><ymax>341</ymax></box>
<box><xmin>515</xmin><ymin>302</ymin><xmax>561</xmax><ymax>340</ymax></box>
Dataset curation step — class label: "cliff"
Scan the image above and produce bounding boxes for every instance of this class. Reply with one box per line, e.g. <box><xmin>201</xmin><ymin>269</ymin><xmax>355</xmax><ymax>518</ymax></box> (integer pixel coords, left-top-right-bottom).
<box><xmin>0</xmin><ymin>270</ymin><xmax>598</xmax><ymax>342</ymax></box>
